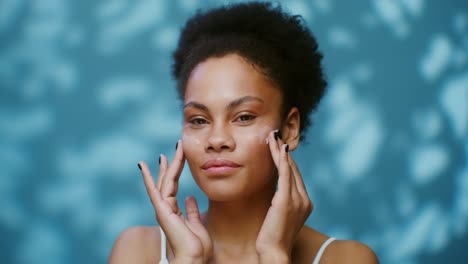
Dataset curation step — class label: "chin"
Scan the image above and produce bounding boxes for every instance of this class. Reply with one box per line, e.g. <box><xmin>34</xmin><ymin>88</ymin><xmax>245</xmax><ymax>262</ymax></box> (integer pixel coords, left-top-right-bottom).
<box><xmin>198</xmin><ymin>180</ymin><xmax>249</xmax><ymax>202</ymax></box>
<box><xmin>189</xmin><ymin>165</ymin><xmax>277</xmax><ymax>202</ymax></box>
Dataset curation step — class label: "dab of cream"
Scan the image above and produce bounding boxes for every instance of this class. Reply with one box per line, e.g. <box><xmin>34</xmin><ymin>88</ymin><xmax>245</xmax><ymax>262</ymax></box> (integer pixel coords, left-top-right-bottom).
<box><xmin>182</xmin><ymin>134</ymin><xmax>201</xmax><ymax>145</ymax></box>
<box><xmin>250</xmin><ymin>125</ymin><xmax>274</xmax><ymax>144</ymax></box>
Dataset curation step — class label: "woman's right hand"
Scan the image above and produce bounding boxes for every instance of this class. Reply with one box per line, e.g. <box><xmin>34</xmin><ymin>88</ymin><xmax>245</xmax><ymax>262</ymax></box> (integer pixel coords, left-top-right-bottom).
<box><xmin>138</xmin><ymin>140</ymin><xmax>213</xmax><ymax>263</ymax></box>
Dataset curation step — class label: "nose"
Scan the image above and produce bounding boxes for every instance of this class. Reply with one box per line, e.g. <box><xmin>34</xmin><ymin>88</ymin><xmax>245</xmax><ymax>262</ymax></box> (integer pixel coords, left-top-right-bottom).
<box><xmin>206</xmin><ymin>123</ymin><xmax>236</xmax><ymax>153</ymax></box>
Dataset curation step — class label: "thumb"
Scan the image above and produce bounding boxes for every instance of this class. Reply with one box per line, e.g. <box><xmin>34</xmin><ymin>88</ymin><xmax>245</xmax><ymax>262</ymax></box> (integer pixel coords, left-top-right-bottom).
<box><xmin>185</xmin><ymin>196</ymin><xmax>202</xmax><ymax>224</ymax></box>
<box><xmin>185</xmin><ymin>196</ymin><xmax>213</xmax><ymax>259</ymax></box>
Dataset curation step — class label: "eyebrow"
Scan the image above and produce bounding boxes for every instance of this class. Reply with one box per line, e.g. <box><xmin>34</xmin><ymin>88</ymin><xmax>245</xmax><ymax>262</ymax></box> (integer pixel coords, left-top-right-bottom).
<box><xmin>184</xmin><ymin>96</ymin><xmax>264</xmax><ymax>112</ymax></box>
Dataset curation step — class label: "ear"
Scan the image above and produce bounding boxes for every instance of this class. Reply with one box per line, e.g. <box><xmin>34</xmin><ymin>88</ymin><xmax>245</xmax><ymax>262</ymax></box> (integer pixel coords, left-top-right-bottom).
<box><xmin>281</xmin><ymin>107</ymin><xmax>300</xmax><ymax>151</ymax></box>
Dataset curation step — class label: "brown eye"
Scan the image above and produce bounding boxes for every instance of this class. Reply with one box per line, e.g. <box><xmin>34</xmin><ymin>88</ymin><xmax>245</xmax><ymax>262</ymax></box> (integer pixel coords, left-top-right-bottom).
<box><xmin>237</xmin><ymin>114</ymin><xmax>256</xmax><ymax>122</ymax></box>
<box><xmin>190</xmin><ymin>118</ymin><xmax>208</xmax><ymax>126</ymax></box>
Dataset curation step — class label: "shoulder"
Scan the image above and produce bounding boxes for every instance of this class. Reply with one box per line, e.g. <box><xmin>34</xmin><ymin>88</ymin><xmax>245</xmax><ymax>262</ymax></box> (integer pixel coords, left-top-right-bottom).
<box><xmin>323</xmin><ymin>239</ymin><xmax>379</xmax><ymax>264</ymax></box>
<box><xmin>294</xmin><ymin>226</ymin><xmax>379</xmax><ymax>264</ymax></box>
<box><xmin>108</xmin><ymin>226</ymin><xmax>161</xmax><ymax>264</ymax></box>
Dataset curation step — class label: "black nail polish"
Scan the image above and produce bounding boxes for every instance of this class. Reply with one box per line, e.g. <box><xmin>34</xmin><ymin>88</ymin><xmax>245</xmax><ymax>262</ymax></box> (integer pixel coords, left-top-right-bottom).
<box><xmin>274</xmin><ymin>131</ymin><xmax>278</xmax><ymax>141</ymax></box>
<box><xmin>158</xmin><ymin>156</ymin><xmax>161</xmax><ymax>165</ymax></box>
<box><xmin>138</xmin><ymin>163</ymin><xmax>142</xmax><ymax>170</ymax></box>
<box><xmin>175</xmin><ymin>141</ymin><xmax>179</xmax><ymax>150</ymax></box>
<box><xmin>277</xmin><ymin>130</ymin><xmax>282</xmax><ymax>140</ymax></box>
<box><xmin>285</xmin><ymin>144</ymin><xmax>289</xmax><ymax>153</ymax></box>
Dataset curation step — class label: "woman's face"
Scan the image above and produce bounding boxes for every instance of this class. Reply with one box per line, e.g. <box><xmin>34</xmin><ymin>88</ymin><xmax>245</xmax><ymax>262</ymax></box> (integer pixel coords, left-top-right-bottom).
<box><xmin>182</xmin><ymin>53</ymin><xmax>283</xmax><ymax>201</ymax></box>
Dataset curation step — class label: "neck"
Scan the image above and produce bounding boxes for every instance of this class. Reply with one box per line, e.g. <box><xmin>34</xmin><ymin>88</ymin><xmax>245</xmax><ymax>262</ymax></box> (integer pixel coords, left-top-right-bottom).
<box><xmin>203</xmin><ymin>177</ymin><xmax>276</xmax><ymax>255</ymax></box>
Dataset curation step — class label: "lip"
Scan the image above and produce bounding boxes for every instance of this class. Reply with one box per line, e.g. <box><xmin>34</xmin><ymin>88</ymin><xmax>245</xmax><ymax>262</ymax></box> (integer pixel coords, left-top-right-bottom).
<box><xmin>201</xmin><ymin>158</ymin><xmax>241</xmax><ymax>176</ymax></box>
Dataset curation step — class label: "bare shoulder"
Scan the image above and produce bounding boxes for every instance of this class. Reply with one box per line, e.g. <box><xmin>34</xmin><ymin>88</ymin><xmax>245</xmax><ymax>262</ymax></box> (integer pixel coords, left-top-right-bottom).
<box><xmin>108</xmin><ymin>226</ymin><xmax>161</xmax><ymax>264</ymax></box>
<box><xmin>323</xmin><ymin>239</ymin><xmax>379</xmax><ymax>264</ymax></box>
<box><xmin>294</xmin><ymin>226</ymin><xmax>379</xmax><ymax>264</ymax></box>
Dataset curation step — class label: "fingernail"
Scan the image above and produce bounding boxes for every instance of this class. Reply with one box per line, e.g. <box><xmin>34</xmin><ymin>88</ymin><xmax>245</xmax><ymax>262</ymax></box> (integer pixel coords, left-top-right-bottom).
<box><xmin>277</xmin><ymin>130</ymin><xmax>282</xmax><ymax>140</ymax></box>
<box><xmin>285</xmin><ymin>144</ymin><xmax>289</xmax><ymax>153</ymax></box>
<box><xmin>158</xmin><ymin>155</ymin><xmax>161</xmax><ymax>165</ymax></box>
<box><xmin>175</xmin><ymin>140</ymin><xmax>179</xmax><ymax>150</ymax></box>
<box><xmin>274</xmin><ymin>131</ymin><xmax>278</xmax><ymax>141</ymax></box>
<box><xmin>138</xmin><ymin>163</ymin><xmax>142</xmax><ymax>170</ymax></box>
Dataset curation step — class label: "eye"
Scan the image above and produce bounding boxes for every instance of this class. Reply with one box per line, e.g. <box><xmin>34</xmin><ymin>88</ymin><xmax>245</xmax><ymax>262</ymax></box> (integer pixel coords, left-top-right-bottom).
<box><xmin>236</xmin><ymin>114</ymin><xmax>256</xmax><ymax>123</ymax></box>
<box><xmin>190</xmin><ymin>117</ymin><xmax>208</xmax><ymax>125</ymax></box>
<box><xmin>185</xmin><ymin>116</ymin><xmax>209</xmax><ymax>128</ymax></box>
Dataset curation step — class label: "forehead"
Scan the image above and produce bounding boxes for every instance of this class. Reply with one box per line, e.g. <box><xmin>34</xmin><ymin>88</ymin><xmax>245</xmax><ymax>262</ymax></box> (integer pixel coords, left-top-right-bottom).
<box><xmin>184</xmin><ymin>53</ymin><xmax>282</xmax><ymax>105</ymax></box>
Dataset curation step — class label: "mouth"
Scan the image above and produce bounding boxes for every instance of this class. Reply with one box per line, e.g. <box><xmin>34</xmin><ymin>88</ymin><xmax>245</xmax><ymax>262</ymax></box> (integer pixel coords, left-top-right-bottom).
<box><xmin>201</xmin><ymin>158</ymin><xmax>241</xmax><ymax>176</ymax></box>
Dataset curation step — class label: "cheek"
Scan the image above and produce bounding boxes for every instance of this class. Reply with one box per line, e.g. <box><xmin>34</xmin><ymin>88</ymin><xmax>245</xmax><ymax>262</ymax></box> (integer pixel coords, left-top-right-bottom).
<box><xmin>238</xmin><ymin>126</ymin><xmax>276</xmax><ymax>170</ymax></box>
<box><xmin>182</xmin><ymin>132</ymin><xmax>202</xmax><ymax>165</ymax></box>
<box><xmin>242</xmin><ymin>125</ymin><xmax>274</xmax><ymax>145</ymax></box>
<box><xmin>182</xmin><ymin>132</ymin><xmax>201</xmax><ymax>146</ymax></box>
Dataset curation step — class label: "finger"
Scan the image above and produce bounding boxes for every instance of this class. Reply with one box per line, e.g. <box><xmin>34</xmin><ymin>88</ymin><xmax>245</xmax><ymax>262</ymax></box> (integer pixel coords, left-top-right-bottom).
<box><xmin>277</xmin><ymin>144</ymin><xmax>292</xmax><ymax>197</ymax></box>
<box><xmin>157</xmin><ymin>154</ymin><xmax>168</xmax><ymax>189</ymax></box>
<box><xmin>139</xmin><ymin>161</ymin><xmax>199</xmax><ymax>252</ymax></box>
<box><xmin>288</xmin><ymin>153</ymin><xmax>309</xmax><ymax>197</ymax></box>
<box><xmin>288</xmin><ymin>155</ymin><xmax>298</xmax><ymax>196</ymax></box>
<box><xmin>140</xmin><ymin>160</ymin><xmax>181</xmax><ymax>214</ymax></box>
<box><xmin>185</xmin><ymin>196</ymin><xmax>212</xmax><ymax>256</ymax></box>
<box><xmin>139</xmin><ymin>161</ymin><xmax>159</xmax><ymax>207</ymax></box>
<box><xmin>154</xmin><ymin>192</ymin><xmax>198</xmax><ymax>251</ymax></box>
<box><xmin>161</xmin><ymin>140</ymin><xmax>186</xmax><ymax>197</ymax></box>
<box><xmin>148</xmin><ymin>182</ymin><xmax>190</xmax><ymax>245</ymax></box>
<box><xmin>288</xmin><ymin>154</ymin><xmax>313</xmax><ymax>219</ymax></box>
<box><xmin>275</xmin><ymin>135</ymin><xmax>298</xmax><ymax>195</ymax></box>
<box><xmin>157</xmin><ymin>153</ymin><xmax>182</xmax><ymax>213</ymax></box>
<box><xmin>185</xmin><ymin>196</ymin><xmax>202</xmax><ymax>225</ymax></box>
<box><xmin>267</xmin><ymin>130</ymin><xmax>281</xmax><ymax>167</ymax></box>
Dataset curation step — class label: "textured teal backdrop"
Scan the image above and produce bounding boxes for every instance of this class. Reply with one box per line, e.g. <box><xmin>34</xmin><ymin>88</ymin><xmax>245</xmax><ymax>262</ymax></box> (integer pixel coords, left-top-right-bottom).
<box><xmin>1</xmin><ymin>0</ymin><xmax>467</xmax><ymax>263</ymax></box>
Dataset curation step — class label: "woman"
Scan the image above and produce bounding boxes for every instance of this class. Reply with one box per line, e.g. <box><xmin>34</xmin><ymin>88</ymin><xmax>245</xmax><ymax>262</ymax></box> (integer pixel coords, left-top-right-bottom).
<box><xmin>109</xmin><ymin>2</ymin><xmax>379</xmax><ymax>263</ymax></box>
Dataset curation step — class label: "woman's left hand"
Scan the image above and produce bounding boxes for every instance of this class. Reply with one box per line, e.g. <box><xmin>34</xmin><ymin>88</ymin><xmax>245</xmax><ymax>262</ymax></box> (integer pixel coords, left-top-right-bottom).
<box><xmin>256</xmin><ymin>130</ymin><xmax>314</xmax><ymax>264</ymax></box>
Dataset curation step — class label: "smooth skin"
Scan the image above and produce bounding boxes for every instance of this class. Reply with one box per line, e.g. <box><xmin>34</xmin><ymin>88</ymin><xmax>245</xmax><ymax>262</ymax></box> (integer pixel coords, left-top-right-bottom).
<box><xmin>109</xmin><ymin>54</ymin><xmax>379</xmax><ymax>264</ymax></box>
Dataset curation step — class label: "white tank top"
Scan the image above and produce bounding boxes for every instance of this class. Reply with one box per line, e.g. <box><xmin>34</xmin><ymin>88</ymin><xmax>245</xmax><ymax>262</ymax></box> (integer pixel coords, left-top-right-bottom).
<box><xmin>158</xmin><ymin>228</ymin><xmax>336</xmax><ymax>264</ymax></box>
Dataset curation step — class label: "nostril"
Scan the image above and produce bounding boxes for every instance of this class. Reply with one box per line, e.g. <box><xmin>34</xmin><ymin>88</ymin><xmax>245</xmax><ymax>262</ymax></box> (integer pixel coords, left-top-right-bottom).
<box><xmin>206</xmin><ymin>143</ymin><xmax>232</xmax><ymax>152</ymax></box>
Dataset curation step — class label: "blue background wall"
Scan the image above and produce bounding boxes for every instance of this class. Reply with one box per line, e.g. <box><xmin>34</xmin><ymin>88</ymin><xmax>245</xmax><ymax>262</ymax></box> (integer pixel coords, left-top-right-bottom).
<box><xmin>1</xmin><ymin>0</ymin><xmax>467</xmax><ymax>263</ymax></box>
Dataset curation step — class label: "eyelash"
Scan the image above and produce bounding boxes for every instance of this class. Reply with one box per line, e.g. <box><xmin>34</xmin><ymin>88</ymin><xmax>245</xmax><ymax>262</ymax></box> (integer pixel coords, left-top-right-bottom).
<box><xmin>189</xmin><ymin>117</ymin><xmax>208</xmax><ymax>126</ymax></box>
<box><xmin>236</xmin><ymin>114</ymin><xmax>256</xmax><ymax>123</ymax></box>
<box><xmin>187</xmin><ymin>114</ymin><xmax>257</xmax><ymax>127</ymax></box>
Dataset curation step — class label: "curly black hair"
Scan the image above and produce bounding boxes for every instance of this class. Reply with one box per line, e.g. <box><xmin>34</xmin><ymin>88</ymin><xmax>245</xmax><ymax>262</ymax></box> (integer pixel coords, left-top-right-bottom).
<box><xmin>172</xmin><ymin>1</ymin><xmax>327</xmax><ymax>141</ymax></box>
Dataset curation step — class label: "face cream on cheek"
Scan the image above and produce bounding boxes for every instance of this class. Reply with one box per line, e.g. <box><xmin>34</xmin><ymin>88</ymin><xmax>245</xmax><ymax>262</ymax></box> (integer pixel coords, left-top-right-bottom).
<box><xmin>245</xmin><ymin>125</ymin><xmax>275</xmax><ymax>145</ymax></box>
<box><xmin>182</xmin><ymin>134</ymin><xmax>201</xmax><ymax>145</ymax></box>
<box><xmin>181</xmin><ymin>134</ymin><xmax>202</xmax><ymax>168</ymax></box>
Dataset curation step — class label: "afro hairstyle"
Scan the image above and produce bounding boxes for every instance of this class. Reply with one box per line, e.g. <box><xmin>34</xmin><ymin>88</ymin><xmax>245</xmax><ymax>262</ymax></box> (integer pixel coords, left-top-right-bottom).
<box><xmin>172</xmin><ymin>1</ymin><xmax>327</xmax><ymax>141</ymax></box>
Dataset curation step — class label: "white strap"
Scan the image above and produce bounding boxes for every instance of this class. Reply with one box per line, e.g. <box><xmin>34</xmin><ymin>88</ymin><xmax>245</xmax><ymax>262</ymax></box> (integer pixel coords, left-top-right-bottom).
<box><xmin>312</xmin><ymin>237</ymin><xmax>336</xmax><ymax>264</ymax></box>
<box><xmin>159</xmin><ymin>227</ymin><xmax>168</xmax><ymax>264</ymax></box>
